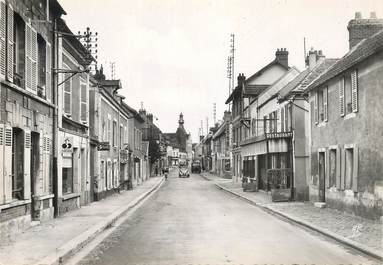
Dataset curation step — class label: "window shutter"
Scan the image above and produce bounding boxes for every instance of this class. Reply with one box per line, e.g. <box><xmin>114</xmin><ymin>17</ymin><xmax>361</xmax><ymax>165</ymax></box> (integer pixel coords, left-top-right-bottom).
<box><xmin>6</xmin><ymin>4</ymin><xmax>13</xmax><ymax>82</ymax></box>
<box><xmin>63</xmin><ymin>72</ymin><xmax>71</xmax><ymax>115</ymax></box>
<box><xmin>0</xmin><ymin>0</ymin><xmax>6</xmax><ymax>79</ymax></box>
<box><xmin>0</xmin><ymin>124</ymin><xmax>4</xmax><ymax>204</ymax></box>
<box><xmin>25</xmin><ymin>23</ymin><xmax>33</xmax><ymax>92</ymax></box>
<box><xmin>339</xmin><ymin>79</ymin><xmax>345</xmax><ymax>116</ymax></box>
<box><xmin>39</xmin><ymin>130</ymin><xmax>44</xmax><ymax>194</ymax></box>
<box><xmin>314</xmin><ymin>91</ymin><xmax>318</xmax><ymax>124</ymax></box>
<box><xmin>325</xmin><ymin>149</ymin><xmax>330</xmax><ymax>188</ymax></box>
<box><xmin>31</xmin><ymin>28</ymin><xmax>37</xmax><ymax>92</ymax></box>
<box><xmin>336</xmin><ymin>147</ymin><xmax>341</xmax><ymax>189</ymax></box>
<box><xmin>323</xmin><ymin>86</ymin><xmax>328</xmax><ymax>122</ymax></box>
<box><xmin>281</xmin><ymin>107</ymin><xmax>284</xmax><ymax>132</ymax></box>
<box><xmin>46</xmin><ymin>42</ymin><xmax>52</xmax><ymax>102</ymax></box>
<box><xmin>23</xmin><ymin>130</ymin><xmax>31</xmax><ymax>199</ymax></box>
<box><xmin>4</xmin><ymin>125</ymin><xmax>12</xmax><ymax>203</ymax></box>
<box><xmin>351</xmin><ymin>69</ymin><xmax>358</xmax><ymax>113</ymax></box>
<box><xmin>340</xmin><ymin>148</ymin><xmax>345</xmax><ymax>190</ymax></box>
<box><xmin>80</xmin><ymin>81</ymin><xmax>87</xmax><ymax>122</ymax></box>
<box><xmin>352</xmin><ymin>146</ymin><xmax>358</xmax><ymax>192</ymax></box>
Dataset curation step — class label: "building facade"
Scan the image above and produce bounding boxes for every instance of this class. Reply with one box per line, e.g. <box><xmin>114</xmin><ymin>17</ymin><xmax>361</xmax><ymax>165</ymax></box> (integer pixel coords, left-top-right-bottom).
<box><xmin>0</xmin><ymin>0</ymin><xmax>62</xmax><ymax>239</ymax></box>
<box><xmin>306</xmin><ymin>14</ymin><xmax>383</xmax><ymax>219</ymax></box>
<box><xmin>56</xmin><ymin>18</ymin><xmax>92</xmax><ymax>215</ymax></box>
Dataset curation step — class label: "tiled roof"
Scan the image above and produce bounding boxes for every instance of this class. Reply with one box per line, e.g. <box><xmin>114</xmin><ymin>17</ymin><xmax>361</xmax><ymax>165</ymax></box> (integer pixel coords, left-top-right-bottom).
<box><xmin>279</xmin><ymin>58</ymin><xmax>338</xmax><ymax>99</ymax></box>
<box><xmin>307</xmin><ymin>29</ymin><xmax>383</xmax><ymax>91</ymax></box>
<box><xmin>243</xmin><ymin>85</ymin><xmax>269</xmax><ymax>96</ymax></box>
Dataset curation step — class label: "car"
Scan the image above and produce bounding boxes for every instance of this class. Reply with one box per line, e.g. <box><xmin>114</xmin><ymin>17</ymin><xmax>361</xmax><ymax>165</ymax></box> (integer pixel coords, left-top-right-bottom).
<box><xmin>191</xmin><ymin>161</ymin><xmax>201</xmax><ymax>173</ymax></box>
<box><xmin>179</xmin><ymin>165</ymin><xmax>190</xmax><ymax>178</ymax></box>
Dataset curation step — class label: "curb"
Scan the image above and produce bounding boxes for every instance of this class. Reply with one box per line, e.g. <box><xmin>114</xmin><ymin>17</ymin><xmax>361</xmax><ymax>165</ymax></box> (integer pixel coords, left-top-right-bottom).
<box><xmin>213</xmin><ymin>181</ymin><xmax>383</xmax><ymax>262</ymax></box>
<box><xmin>35</xmin><ymin>177</ymin><xmax>164</xmax><ymax>265</ymax></box>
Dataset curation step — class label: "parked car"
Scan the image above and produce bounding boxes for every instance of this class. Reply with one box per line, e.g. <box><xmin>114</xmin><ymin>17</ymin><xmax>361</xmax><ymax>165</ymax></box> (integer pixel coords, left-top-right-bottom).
<box><xmin>191</xmin><ymin>160</ymin><xmax>201</xmax><ymax>173</ymax></box>
<box><xmin>179</xmin><ymin>164</ymin><xmax>190</xmax><ymax>178</ymax></box>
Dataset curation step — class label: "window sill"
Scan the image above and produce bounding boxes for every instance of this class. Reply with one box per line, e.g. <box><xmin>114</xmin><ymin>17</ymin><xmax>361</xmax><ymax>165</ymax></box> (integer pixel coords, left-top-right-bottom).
<box><xmin>34</xmin><ymin>194</ymin><xmax>55</xmax><ymax>200</ymax></box>
<box><xmin>0</xmin><ymin>199</ymin><xmax>32</xmax><ymax>212</ymax></box>
<box><xmin>61</xmin><ymin>192</ymin><xmax>81</xmax><ymax>201</ymax></box>
<box><xmin>344</xmin><ymin>112</ymin><xmax>356</xmax><ymax>120</ymax></box>
<box><xmin>316</xmin><ymin>121</ymin><xmax>327</xmax><ymax>127</ymax></box>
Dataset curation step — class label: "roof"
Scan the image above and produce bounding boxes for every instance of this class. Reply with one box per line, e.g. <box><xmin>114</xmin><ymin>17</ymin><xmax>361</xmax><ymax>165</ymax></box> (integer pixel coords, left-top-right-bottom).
<box><xmin>277</xmin><ymin>58</ymin><xmax>338</xmax><ymax>100</ymax></box>
<box><xmin>50</xmin><ymin>0</ymin><xmax>66</xmax><ymax>15</ymax></box>
<box><xmin>246</xmin><ymin>59</ymin><xmax>290</xmax><ymax>83</ymax></box>
<box><xmin>100</xmin><ymin>79</ymin><xmax>122</xmax><ymax>88</ymax></box>
<box><xmin>307</xmin><ymin>29</ymin><xmax>383</xmax><ymax>91</ymax></box>
<box><xmin>212</xmin><ymin>121</ymin><xmax>227</xmax><ymax>140</ymax></box>
<box><xmin>121</xmin><ymin>102</ymin><xmax>144</xmax><ymax>123</ymax></box>
<box><xmin>243</xmin><ymin>84</ymin><xmax>269</xmax><ymax>96</ymax></box>
<box><xmin>225</xmin><ymin>59</ymin><xmax>290</xmax><ymax>104</ymax></box>
<box><xmin>57</xmin><ymin>18</ymin><xmax>95</xmax><ymax>65</ymax></box>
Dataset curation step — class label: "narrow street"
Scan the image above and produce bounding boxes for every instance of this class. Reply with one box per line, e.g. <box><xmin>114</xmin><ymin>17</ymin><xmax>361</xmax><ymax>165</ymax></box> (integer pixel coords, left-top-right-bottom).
<box><xmin>77</xmin><ymin>170</ymin><xmax>376</xmax><ymax>265</ymax></box>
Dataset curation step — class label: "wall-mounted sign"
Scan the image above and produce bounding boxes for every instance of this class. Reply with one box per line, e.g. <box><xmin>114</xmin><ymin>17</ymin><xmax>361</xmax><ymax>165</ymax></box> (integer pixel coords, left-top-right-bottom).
<box><xmin>62</xmin><ymin>137</ymin><xmax>73</xmax><ymax>157</ymax></box>
<box><xmin>97</xmin><ymin>142</ymin><xmax>110</xmax><ymax>151</ymax></box>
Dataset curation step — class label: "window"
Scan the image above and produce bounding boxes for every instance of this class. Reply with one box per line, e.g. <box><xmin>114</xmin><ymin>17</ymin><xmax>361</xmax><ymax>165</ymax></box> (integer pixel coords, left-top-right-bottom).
<box><xmin>62</xmin><ymin>167</ymin><xmax>73</xmax><ymax>194</ymax></box>
<box><xmin>120</xmin><ymin>125</ymin><xmax>124</xmax><ymax>148</ymax></box>
<box><xmin>63</xmin><ymin>64</ymin><xmax>72</xmax><ymax>116</ymax></box>
<box><xmin>107</xmin><ymin>116</ymin><xmax>111</xmax><ymax>143</ymax></box>
<box><xmin>329</xmin><ymin>149</ymin><xmax>337</xmax><ymax>187</ymax></box>
<box><xmin>112</xmin><ymin>120</ymin><xmax>117</xmax><ymax>147</ymax></box>
<box><xmin>12</xmin><ymin>128</ymin><xmax>24</xmax><ymax>199</ymax></box>
<box><xmin>344</xmin><ymin>73</ymin><xmax>352</xmax><ymax>115</ymax></box>
<box><xmin>80</xmin><ymin>77</ymin><xmax>87</xmax><ymax>123</ymax></box>
<box><xmin>12</xmin><ymin>13</ymin><xmax>25</xmax><ymax>86</ymax></box>
<box><xmin>314</xmin><ymin>87</ymin><xmax>328</xmax><ymax>123</ymax></box>
<box><xmin>345</xmin><ymin>148</ymin><xmax>353</xmax><ymax>189</ymax></box>
<box><xmin>37</xmin><ymin>34</ymin><xmax>46</xmax><ymax>97</ymax></box>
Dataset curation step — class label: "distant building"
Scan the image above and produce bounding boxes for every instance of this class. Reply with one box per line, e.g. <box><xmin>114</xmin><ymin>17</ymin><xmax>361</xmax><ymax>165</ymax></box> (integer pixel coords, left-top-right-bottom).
<box><xmin>164</xmin><ymin>113</ymin><xmax>192</xmax><ymax>165</ymax></box>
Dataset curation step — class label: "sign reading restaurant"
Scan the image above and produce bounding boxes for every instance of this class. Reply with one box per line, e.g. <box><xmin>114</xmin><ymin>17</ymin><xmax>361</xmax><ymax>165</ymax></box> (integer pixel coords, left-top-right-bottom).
<box><xmin>265</xmin><ymin>132</ymin><xmax>293</xmax><ymax>139</ymax></box>
<box><xmin>98</xmin><ymin>142</ymin><xmax>111</xmax><ymax>151</ymax></box>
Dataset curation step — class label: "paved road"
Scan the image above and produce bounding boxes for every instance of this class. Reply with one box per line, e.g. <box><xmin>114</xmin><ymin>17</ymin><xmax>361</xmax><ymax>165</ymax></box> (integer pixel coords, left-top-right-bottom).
<box><xmin>77</xmin><ymin>171</ymin><xmax>377</xmax><ymax>265</ymax></box>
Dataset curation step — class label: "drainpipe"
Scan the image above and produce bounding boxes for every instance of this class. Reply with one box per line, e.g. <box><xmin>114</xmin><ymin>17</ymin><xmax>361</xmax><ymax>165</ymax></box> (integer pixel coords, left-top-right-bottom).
<box><xmin>52</xmin><ymin>18</ymin><xmax>59</xmax><ymax>217</ymax></box>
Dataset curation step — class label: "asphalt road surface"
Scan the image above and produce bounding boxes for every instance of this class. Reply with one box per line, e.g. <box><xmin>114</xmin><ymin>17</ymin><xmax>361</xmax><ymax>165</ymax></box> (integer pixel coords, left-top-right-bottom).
<box><xmin>77</xmin><ymin>170</ymin><xmax>377</xmax><ymax>265</ymax></box>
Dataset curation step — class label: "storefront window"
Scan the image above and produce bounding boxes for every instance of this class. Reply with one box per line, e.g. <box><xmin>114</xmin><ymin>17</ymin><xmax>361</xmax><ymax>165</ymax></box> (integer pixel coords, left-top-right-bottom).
<box><xmin>62</xmin><ymin>167</ymin><xmax>73</xmax><ymax>194</ymax></box>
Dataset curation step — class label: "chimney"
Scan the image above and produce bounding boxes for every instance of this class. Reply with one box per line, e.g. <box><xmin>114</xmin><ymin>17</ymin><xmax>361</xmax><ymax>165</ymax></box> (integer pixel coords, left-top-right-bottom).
<box><xmin>347</xmin><ymin>11</ymin><xmax>383</xmax><ymax>49</ymax></box>
<box><xmin>275</xmin><ymin>48</ymin><xmax>289</xmax><ymax>67</ymax></box>
<box><xmin>237</xmin><ymin>73</ymin><xmax>246</xmax><ymax>87</ymax></box>
<box><xmin>147</xmin><ymin>113</ymin><xmax>153</xmax><ymax>123</ymax></box>
<box><xmin>306</xmin><ymin>47</ymin><xmax>326</xmax><ymax>69</ymax></box>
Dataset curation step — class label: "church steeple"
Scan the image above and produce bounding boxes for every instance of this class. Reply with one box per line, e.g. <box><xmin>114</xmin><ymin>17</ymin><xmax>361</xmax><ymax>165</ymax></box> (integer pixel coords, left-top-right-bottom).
<box><xmin>178</xmin><ymin>113</ymin><xmax>184</xmax><ymax>127</ymax></box>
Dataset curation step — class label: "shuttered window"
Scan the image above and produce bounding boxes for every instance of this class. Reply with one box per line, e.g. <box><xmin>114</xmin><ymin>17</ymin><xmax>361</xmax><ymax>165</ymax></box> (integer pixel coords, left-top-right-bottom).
<box><xmin>0</xmin><ymin>0</ymin><xmax>6</xmax><ymax>79</ymax></box>
<box><xmin>323</xmin><ymin>86</ymin><xmax>328</xmax><ymax>122</ymax></box>
<box><xmin>46</xmin><ymin>42</ymin><xmax>52</xmax><ymax>102</ymax></box>
<box><xmin>80</xmin><ymin>77</ymin><xmax>87</xmax><ymax>123</ymax></box>
<box><xmin>351</xmin><ymin>69</ymin><xmax>358</xmax><ymax>113</ymax></box>
<box><xmin>25</xmin><ymin>23</ymin><xmax>37</xmax><ymax>93</ymax></box>
<box><xmin>6</xmin><ymin>4</ymin><xmax>13</xmax><ymax>82</ymax></box>
<box><xmin>63</xmin><ymin>64</ymin><xmax>72</xmax><ymax>115</ymax></box>
<box><xmin>314</xmin><ymin>91</ymin><xmax>318</xmax><ymax>124</ymax></box>
<box><xmin>339</xmin><ymin>78</ymin><xmax>345</xmax><ymax>116</ymax></box>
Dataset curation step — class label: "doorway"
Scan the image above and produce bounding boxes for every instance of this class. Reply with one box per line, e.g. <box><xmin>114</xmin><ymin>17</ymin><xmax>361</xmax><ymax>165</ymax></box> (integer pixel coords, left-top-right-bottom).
<box><xmin>318</xmin><ymin>152</ymin><xmax>326</xmax><ymax>202</ymax></box>
<box><xmin>30</xmin><ymin>132</ymin><xmax>40</xmax><ymax>220</ymax></box>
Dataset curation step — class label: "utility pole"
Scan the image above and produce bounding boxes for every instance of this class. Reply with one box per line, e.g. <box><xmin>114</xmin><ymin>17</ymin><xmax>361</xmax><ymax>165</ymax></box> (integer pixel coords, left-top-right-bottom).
<box><xmin>230</xmin><ymin>33</ymin><xmax>235</xmax><ymax>94</ymax></box>
<box><xmin>213</xmin><ymin>103</ymin><xmax>216</xmax><ymax>126</ymax></box>
<box><xmin>206</xmin><ymin>117</ymin><xmax>209</xmax><ymax>135</ymax></box>
<box><xmin>110</xmin><ymin>62</ymin><xmax>116</xmax><ymax>79</ymax></box>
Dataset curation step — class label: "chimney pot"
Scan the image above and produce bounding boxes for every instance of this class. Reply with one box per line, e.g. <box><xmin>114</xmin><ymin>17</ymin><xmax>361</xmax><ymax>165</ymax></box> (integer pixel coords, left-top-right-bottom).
<box><xmin>371</xmin><ymin>11</ymin><xmax>377</xmax><ymax>19</ymax></box>
<box><xmin>355</xmin><ymin>12</ymin><xmax>362</xmax><ymax>19</ymax></box>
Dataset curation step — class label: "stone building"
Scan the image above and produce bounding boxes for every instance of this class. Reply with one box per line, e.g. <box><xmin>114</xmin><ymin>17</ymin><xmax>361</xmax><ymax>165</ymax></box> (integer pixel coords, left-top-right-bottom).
<box><xmin>89</xmin><ymin>70</ymin><xmax>134</xmax><ymax>201</ymax></box>
<box><xmin>305</xmin><ymin>13</ymin><xmax>383</xmax><ymax>219</ymax></box>
<box><xmin>0</xmin><ymin>0</ymin><xmax>62</xmax><ymax>239</ymax></box>
<box><xmin>55</xmin><ymin>17</ymin><xmax>92</xmax><ymax>215</ymax></box>
<box><xmin>212</xmin><ymin>111</ymin><xmax>232</xmax><ymax>178</ymax></box>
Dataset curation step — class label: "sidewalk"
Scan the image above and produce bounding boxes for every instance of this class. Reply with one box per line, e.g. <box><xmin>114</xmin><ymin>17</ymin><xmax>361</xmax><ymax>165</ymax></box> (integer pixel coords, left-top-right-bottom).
<box><xmin>201</xmin><ymin>172</ymin><xmax>383</xmax><ymax>261</ymax></box>
<box><xmin>0</xmin><ymin>177</ymin><xmax>163</xmax><ymax>265</ymax></box>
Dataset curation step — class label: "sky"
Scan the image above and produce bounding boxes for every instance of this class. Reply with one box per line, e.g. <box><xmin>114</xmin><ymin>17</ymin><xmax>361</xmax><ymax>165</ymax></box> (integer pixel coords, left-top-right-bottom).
<box><xmin>61</xmin><ymin>0</ymin><xmax>383</xmax><ymax>142</ymax></box>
